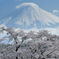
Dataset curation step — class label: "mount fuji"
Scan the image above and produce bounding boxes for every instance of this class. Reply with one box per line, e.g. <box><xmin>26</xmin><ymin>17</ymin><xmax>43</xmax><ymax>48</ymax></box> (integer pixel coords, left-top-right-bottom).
<box><xmin>0</xmin><ymin>3</ymin><xmax>59</xmax><ymax>29</ymax></box>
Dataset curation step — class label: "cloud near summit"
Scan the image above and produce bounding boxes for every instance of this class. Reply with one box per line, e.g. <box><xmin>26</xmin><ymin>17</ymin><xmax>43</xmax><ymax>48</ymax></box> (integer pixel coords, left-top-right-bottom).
<box><xmin>16</xmin><ymin>3</ymin><xmax>39</xmax><ymax>9</ymax></box>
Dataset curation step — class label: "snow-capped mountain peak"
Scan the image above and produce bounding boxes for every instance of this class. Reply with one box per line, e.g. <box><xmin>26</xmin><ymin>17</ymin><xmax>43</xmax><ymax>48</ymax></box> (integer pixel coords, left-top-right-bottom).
<box><xmin>1</xmin><ymin>3</ymin><xmax>59</xmax><ymax>29</ymax></box>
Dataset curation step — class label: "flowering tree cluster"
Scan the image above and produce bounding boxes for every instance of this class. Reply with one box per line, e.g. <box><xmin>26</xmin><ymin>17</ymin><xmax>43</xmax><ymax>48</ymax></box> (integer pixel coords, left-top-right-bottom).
<box><xmin>0</xmin><ymin>25</ymin><xmax>59</xmax><ymax>59</ymax></box>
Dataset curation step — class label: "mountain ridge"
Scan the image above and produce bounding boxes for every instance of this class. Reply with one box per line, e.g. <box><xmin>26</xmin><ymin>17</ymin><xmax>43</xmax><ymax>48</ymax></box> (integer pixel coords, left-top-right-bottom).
<box><xmin>0</xmin><ymin>3</ymin><xmax>59</xmax><ymax>29</ymax></box>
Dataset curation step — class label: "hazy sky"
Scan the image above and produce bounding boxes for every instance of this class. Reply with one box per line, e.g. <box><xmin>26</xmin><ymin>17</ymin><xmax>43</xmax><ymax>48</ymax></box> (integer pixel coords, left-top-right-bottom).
<box><xmin>0</xmin><ymin>0</ymin><xmax>59</xmax><ymax>19</ymax></box>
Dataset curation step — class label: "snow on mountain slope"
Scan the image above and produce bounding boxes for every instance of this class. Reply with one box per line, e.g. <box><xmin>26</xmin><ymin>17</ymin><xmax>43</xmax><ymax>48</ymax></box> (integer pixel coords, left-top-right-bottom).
<box><xmin>0</xmin><ymin>3</ymin><xmax>59</xmax><ymax>29</ymax></box>
<box><xmin>16</xmin><ymin>3</ymin><xmax>59</xmax><ymax>24</ymax></box>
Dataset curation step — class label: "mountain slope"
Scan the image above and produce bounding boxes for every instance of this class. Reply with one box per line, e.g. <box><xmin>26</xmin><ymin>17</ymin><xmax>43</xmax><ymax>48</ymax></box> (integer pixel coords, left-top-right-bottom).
<box><xmin>0</xmin><ymin>3</ymin><xmax>59</xmax><ymax>29</ymax></box>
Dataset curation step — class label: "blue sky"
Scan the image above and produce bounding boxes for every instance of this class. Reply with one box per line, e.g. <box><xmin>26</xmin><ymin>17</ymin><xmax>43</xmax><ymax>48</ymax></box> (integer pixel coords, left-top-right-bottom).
<box><xmin>0</xmin><ymin>0</ymin><xmax>59</xmax><ymax>19</ymax></box>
